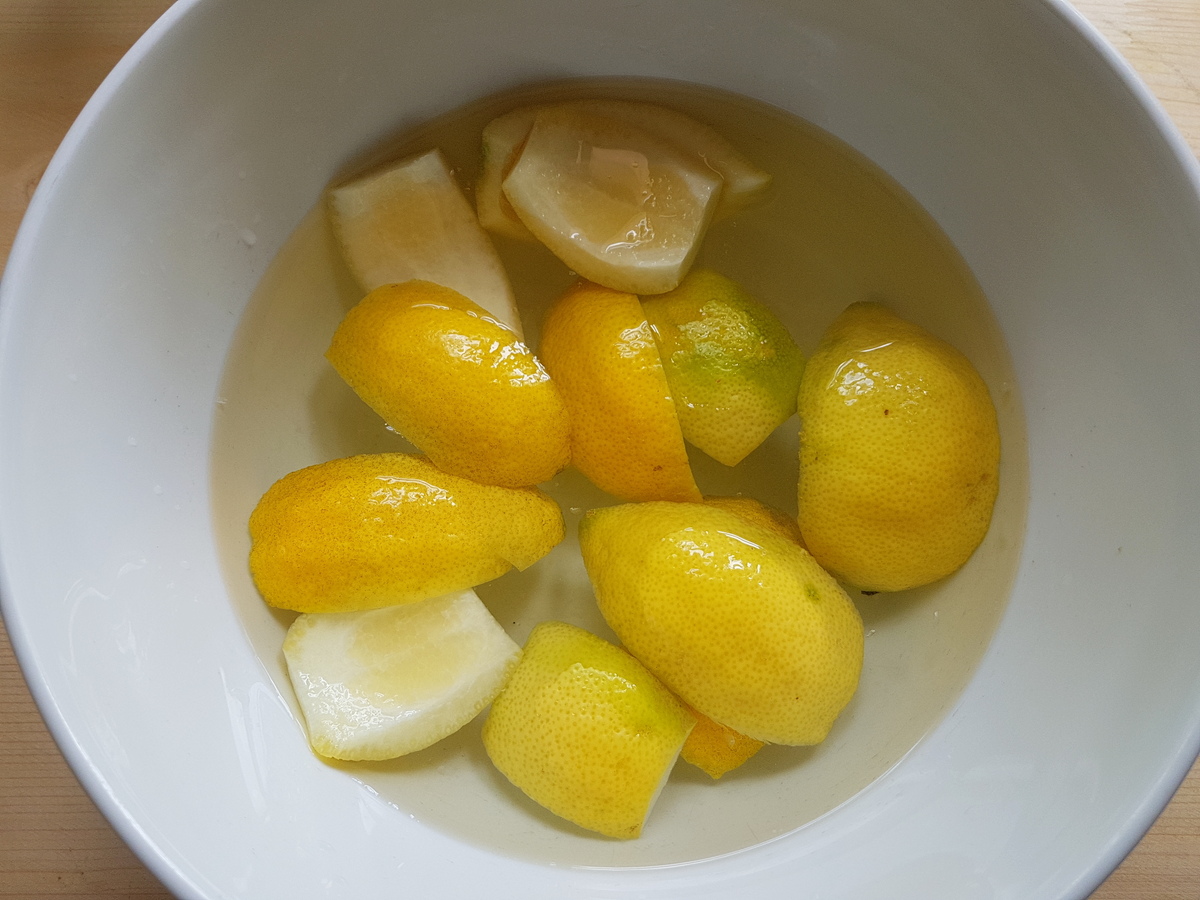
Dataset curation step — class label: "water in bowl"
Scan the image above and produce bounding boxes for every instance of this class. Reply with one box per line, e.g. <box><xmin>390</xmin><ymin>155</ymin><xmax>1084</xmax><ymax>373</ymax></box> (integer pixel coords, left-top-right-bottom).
<box><xmin>210</xmin><ymin>78</ymin><xmax>1027</xmax><ymax>866</ymax></box>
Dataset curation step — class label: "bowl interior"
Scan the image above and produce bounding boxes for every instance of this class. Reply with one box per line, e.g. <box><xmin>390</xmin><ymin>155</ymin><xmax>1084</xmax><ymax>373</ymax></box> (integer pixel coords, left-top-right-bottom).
<box><xmin>3</xmin><ymin>0</ymin><xmax>1200</xmax><ymax>897</ymax></box>
<box><xmin>209</xmin><ymin>76</ymin><xmax>1028</xmax><ymax>866</ymax></box>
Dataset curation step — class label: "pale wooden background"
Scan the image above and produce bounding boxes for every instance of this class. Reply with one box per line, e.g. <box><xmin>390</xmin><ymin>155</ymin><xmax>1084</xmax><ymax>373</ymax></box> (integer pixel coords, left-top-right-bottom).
<box><xmin>0</xmin><ymin>1</ymin><xmax>1198</xmax><ymax>896</ymax></box>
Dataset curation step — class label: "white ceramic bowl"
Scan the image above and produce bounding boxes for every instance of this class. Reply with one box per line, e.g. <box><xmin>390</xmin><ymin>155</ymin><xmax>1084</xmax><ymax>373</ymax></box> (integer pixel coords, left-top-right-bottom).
<box><xmin>4</xmin><ymin>0</ymin><xmax>1200</xmax><ymax>897</ymax></box>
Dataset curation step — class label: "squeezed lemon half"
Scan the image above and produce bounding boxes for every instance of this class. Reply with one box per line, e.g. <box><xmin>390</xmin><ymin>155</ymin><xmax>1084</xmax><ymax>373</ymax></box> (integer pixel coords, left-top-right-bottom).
<box><xmin>478</xmin><ymin>99</ymin><xmax>770</xmax><ymax>242</ymax></box>
<box><xmin>581</xmin><ymin>501</ymin><xmax>863</xmax><ymax>745</ymax></box>
<box><xmin>643</xmin><ymin>269</ymin><xmax>806</xmax><ymax>466</ymax></box>
<box><xmin>539</xmin><ymin>280</ymin><xmax>700</xmax><ymax>503</ymax></box>
<box><xmin>328</xmin><ymin>148</ymin><xmax>522</xmax><ymax>335</ymax></box>
<box><xmin>502</xmin><ymin>107</ymin><xmax>723</xmax><ymax>294</ymax></box>
<box><xmin>249</xmin><ymin>453</ymin><xmax>563</xmax><ymax>613</ymax></box>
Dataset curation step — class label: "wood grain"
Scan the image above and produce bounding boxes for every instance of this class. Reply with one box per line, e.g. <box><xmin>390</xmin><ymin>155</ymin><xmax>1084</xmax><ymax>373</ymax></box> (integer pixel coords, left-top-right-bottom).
<box><xmin>0</xmin><ymin>1</ymin><xmax>1197</xmax><ymax>897</ymax></box>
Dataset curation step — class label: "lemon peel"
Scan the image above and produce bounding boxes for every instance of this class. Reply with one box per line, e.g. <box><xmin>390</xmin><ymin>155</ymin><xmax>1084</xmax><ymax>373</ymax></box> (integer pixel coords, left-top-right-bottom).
<box><xmin>643</xmin><ymin>270</ymin><xmax>805</xmax><ymax>466</ymax></box>
<box><xmin>580</xmin><ymin>501</ymin><xmax>863</xmax><ymax>745</ymax></box>
<box><xmin>328</xmin><ymin>148</ymin><xmax>521</xmax><ymax>335</ymax></box>
<box><xmin>249</xmin><ymin>453</ymin><xmax>563</xmax><ymax>613</ymax></box>
<box><xmin>502</xmin><ymin>107</ymin><xmax>722</xmax><ymax>294</ymax></box>
<box><xmin>478</xmin><ymin>99</ymin><xmax>770</xmax><ymax>242</ymax></box>
<box><xmin>482</xmin><ymin>621</ymin><xmax>695</xmax><ymax>839</ymax></box>
<box><xmin>539</xmin><ymin>280</ymin><xmax>700</xmax><ymax>503</ymax></box>
<box><xmin>797</xmin><ymin>302</ymin><xmax>1000</xmax><ymax>591</ymax></box>
<box><xmin>326</xmin><ymin>281</ymin><xmax>569</xmax><ymax>487</ymax></box>
<box><xmin>702</xmin><ymin>495</ymin><xmax>806</xmax><ymax>548</ymax></box>
<box><xmin>680</xmin><ymin>708</ymin><xmax>765</xmax><ymax>780</ymax></box>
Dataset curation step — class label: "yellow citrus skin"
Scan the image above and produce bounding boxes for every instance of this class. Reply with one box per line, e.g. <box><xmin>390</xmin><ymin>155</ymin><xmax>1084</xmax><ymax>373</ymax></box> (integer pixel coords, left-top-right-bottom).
<box><xmin>326</xmin><ymin>281</ymin><xmax>570</xmax><ymax>488</ymax></box>
<box><xmin>688</xmin><ymin>495</ymin><xmax>801</xmax><ymax>779</ymax></box>
<box><xmin>702</xmin><ymin>495</ymin><xmax>806</xmax><ymax>549</ymax></box>
<box><xmin>482</xmin><ymin>621</ymin><xmax>695</xmax><ymax>839</ymax></box>
<box><xmin>501</xmin><ymin>107</ymin><xmax>722</xmax><ymax>295</ymax></box>
<box><xmin>539</xmin><ymin>280</ymin><xmax>701</xmax><ymax>502</ymax></box>
<box><xmin>680</xmin><ymin>708</ymin><xmax>764</xmax><ymax>779</ymax></box>
<box><xmin>642</xmin><ymin>270</ymin><xmax>805</xmax><ymax>467</ymax></box>
<box><xmin>797</xmin><ymin>302</ymin><xmax>1001</xmax><ymax>592</ymax></box>
<box><xmin>580</xmin><ymin>502</ymin><xmax>863</xmax><ymax>746</ymax></box>
<box><xmin>249</xmin><ymin>454</ymin><xmax>563</xmax><ymax>613</ymax></box>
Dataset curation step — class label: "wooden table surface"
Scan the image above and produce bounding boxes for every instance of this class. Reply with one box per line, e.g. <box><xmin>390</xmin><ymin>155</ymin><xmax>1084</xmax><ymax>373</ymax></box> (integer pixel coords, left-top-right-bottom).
<box><xmin>1</xmin><ymin>1</ymin><xmax>1199</xmax><ymax>897</ymax></box>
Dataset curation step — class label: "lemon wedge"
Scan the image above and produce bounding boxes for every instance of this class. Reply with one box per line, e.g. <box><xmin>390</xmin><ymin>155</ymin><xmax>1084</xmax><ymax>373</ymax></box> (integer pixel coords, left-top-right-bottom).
<box><xmin>477</xmin><ymin>110</ymin><xmax>542</xmax><ymax>242</ymax></box>
<box><xmin>797</xmin><ymin>302</ymin><xmax>1001</xmax><ymax>591</ymax></box>
<box><xmin>501</xmin><ymin>107</ymin><xmax>723</xmax><ymax>294</ymax></box>
<box><xmin>643</xmin><ymin>269</ymin><xmax>806</xmax><ymax>466</ymax></box>
<box><xmin>248</xmin><ymin>453</ymin><xmax>563</xmax><ymax>613</ymax></box>
<box><xmin>284</xmin><ymin>589</ymin><xmax>521</xmax><ymax>761</ymax></box>
<box><xmin>326</xmin><ymin>281</ymin><xmax>570</xmax><ymax>487</ymax></box>
<box><xmin>328</xmin><ymin>148</ymin><xmax>521</xmax><ymax>335</ymax></box>
<box><xmin>482</xmin><ymin>621</ymin><xmax>695</xmax><ymax>838</ymax></box>
<box><xmin>478</xmin><ymin>100</ymin><xmax>770</xmax><ymax>242</ymax></box>
<box><xmin>580</xmin><ymin>501</ymin><xmax>863</xmax><ymax>746</ymax></box>
<box><xmin>539</xmin><ymin>280</ymin><xmax>700</xmax><ymax>503</ymax></box>
<box><xmin>680</xmin><ymin>708</ymin><xmax>764</xmax><ymax>780</ymax></box>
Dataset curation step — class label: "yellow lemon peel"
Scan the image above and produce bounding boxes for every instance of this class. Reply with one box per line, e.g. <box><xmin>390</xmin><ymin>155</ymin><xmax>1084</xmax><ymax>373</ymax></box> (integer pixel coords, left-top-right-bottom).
<box><xmin>680</xmin><ymin>708</ymin><xmax>765</xmax><ymax>779</ymax></box>
<box><xmin>327</xmin><ymin>281</ymin><xmax>569</xmax><ymax>488</ymax></box>
<box><xmin>249</xmin><ymin>453</ymin><xmax>563</xmax><ymax>613</ymax></box>
<box><xmin>797</xmin><ymin>302</ymin><xmax>1000</xmax><ymax>591</ymax></box>
<box><xmin>580</xmin><ymin>501</ymin><xmax>863</xmax><ymax>745</ymax></box>
<box><xmin>483</xmin><ymin>621</ymin><xmax>695</xmax><ymax>839</ymax></box>
<box><xmin>642</xmin><ymin>270</ymin><xmax>805</xmax><ymax>466</ymax></box>
<box><xmin>540</xmin><ymin>280</ymin><xmax>700</xmax><ymax>502</ymax></box>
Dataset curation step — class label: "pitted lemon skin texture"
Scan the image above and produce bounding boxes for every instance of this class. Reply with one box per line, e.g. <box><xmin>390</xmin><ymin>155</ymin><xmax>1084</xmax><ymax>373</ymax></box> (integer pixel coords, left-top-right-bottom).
<box><xmin>482</xmin><ymin>621</ymin><xmax>695</xmax><ymax>839</ymax></box>
<box><xmin>327</xmin><ymin>281</ymin><xmax>569</xmax><ymax>488</ymax></box>
<box><xmin>249</xmin><ymin>453</ymin><xmax>563</xmax><ymax>613</ymax></box>
<box><xmin>797</xmin><ymin>302</ymin><xmax>1000</xmax><ymax>592</ymax></box>
<box><xmin>539</xmin><ymin>280</ymin><xmax>700</xmax><ymax>503</ymax></box>
<box><xmin>580</xmin><ymin>502</ymin><xmax>863</xmax><ymax>746</ymax></box>
<box><xmin>683</xmin><ymin>495</ymin><xmax>802</xmax><ymax>779</ymax></box>
<box><xmin>702</xmin><ymin>495</ymin><xmax>806</xmax><ymax>548</ymax></box>
<box><xmin>642</xmin><ymin>269</ymin><xmax>805</xmax><ymax>467</ymax></box>
<box><xmin>680</xmin><ymin>708</ymin><xmax>765</xmax><ymax>779</ymax></box>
